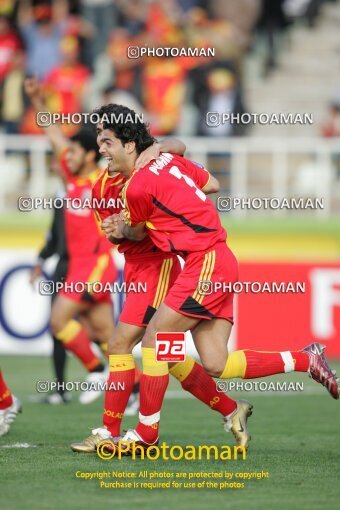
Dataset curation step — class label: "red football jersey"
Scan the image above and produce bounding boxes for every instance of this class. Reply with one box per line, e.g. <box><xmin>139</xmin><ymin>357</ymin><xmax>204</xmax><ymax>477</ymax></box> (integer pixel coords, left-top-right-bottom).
<box><xmin>0</xmin><ymin>32</ymin><xmax>21</xmax><ymax>80</ymax></box>
<box><xmin>59</xmin><ymin>149</ymin><xmax>112</xmax><ymax>259</ymax></box>
<box><xmin>92</xmin><ymin>168</ymin><xmax>160</xmax><ymax>256</ymax></box>
<box><xmin>122</xmin><ymin>153</ymin><xmax>226</xmax><ymax>254</ymax></box>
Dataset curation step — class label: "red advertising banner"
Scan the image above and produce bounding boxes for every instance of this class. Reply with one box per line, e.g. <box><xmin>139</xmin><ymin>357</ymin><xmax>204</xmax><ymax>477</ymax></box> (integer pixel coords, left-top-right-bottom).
<box><xmin>236</xmin><ymin>263</ymin><xmax>340</xmax><ymax>358</ymax></box>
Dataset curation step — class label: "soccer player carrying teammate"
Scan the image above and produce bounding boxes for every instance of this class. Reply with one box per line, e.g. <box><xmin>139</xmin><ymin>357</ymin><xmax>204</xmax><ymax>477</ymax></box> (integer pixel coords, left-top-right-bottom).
<box><xmin>71</xmin><ymin>109</ymin><xmax>248</xmax><ymax>452</ymax></box>
<box><xmin>98</xmin><ymin>104</ymin><xmax>339</xmax><ymax>451</ymax></box>
<box><xmin>24</xmin><ymin>78</ymin><xmax>117</xmax><ymax>404</ymax></box>
<box><xmin>0</xmin><ymin>370</ymin><xmax>21</xmax><ymax>436</ymax></box>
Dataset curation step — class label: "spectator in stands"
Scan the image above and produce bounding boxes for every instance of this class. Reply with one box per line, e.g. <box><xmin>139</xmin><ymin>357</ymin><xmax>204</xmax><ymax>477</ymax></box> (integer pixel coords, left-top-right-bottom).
<box><xmin>21</xmin><ymin>35</ymin><xmax>90</xmax><ymax>135</ymax></box>
<box><xmin>0</xmin><ymin>13</ymin><xmax>22</xmax><ymax>85</ymax></box>
<box><xmin>257</xmin><ymin>0</ymin><xmax>289</xmax><ymax>75</ymax></box>
<box><xmin>0</xmin><ymin>0</ymin><xmax>258</xmax><ymax>136</ymax></box>
<box><xmin>142</xmin><ymin>53</ymin><xmax>189</xmax><ymax>136</ymax></box>
<box><xmin>193</xmin><ymin>67</ymin><xmax>248</xmax><ymax>137</ymax></box>
<box><xmin>18</xmin><ymin>2</ymin><xmax>66</xmax><ymax>80</ymax></box>
<box><xmin>321</xmin><ymin>101</ymin><xmax>340</xmax><ymax>138</ymax></box>
<box><xmin>1</xmin><ymin>48</ymin><xmax>25</xmax><ymax>134</ymax></box>
<box><xmin>141</xmin><ymin>2</ymin><xmax>210</xmax><ymax>135</ymax></box>
<box><xmin>210</xmin><ymin>0</ymin><xmax>261</xmax><ymax>37</ymax></box>
<box><xmin>115</xmin><ymin>0</ymin><xmax>147</xmax><ymax>35</ymax></box>
<box><xmin>44</xmin><ymin>35</ymin><xmax>90</xmax><ymax>134</ymax></box>
<box><xmin>177</xmin><ymin>0</ymin><xmax>204</xmax><ymax>13</ymax></box>
<box><xmin>101</xmin><ymin>27</ymin><xmax>142</xmax><ymax>101</ymax></box>
<box><xmin>102</xmin><ymin>86</ymin><xmax>145</xmax><ymax>118</ymax></box>
<box><xmin>283</xmin><ymin>0</ymin><xmax>322</xmax><ymax>28</ymax></box>
<box><xmin>186</xmin><ymin>5</ymin><xmax>248</xmax><ymax>68</ymax></box>
<box><xmin>80</xmin><ymin>0</ymin><xmax>117</xmax><ymax>68</ymax></box>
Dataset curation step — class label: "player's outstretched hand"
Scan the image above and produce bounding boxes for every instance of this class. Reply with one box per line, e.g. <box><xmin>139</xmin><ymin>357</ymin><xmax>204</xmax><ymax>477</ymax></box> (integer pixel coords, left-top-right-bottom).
<box><xmin>135</xmin><ymin>142</ymin><xmax>161</xmax><ymax>171</ymax></box>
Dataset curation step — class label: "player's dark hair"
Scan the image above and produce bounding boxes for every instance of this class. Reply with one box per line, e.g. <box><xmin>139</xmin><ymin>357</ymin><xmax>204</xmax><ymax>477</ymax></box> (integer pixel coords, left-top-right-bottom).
<box><xmin>93</xmin><ymin>103</ymin><xmax>156</xmax><ymax>155</ymax></box>
<box><xmin>70</xmin><ymin>128</ymin><xmax>101</xmax><ymax>162</ymax></box>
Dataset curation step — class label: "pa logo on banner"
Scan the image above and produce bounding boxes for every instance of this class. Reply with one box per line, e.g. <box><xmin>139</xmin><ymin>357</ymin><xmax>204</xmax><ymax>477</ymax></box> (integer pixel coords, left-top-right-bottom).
<box><xmin>155</xmin><ymin>332</ymin><xmax>186</xmax><ymax>362</ymax></box>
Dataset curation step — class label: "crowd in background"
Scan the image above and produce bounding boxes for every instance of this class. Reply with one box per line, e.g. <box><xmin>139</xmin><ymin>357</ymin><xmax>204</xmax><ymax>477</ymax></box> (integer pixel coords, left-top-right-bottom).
<box><xmin>0</xmin><ymin>0</ymin><xmax>336</xmax><ymax>138</ymax></box>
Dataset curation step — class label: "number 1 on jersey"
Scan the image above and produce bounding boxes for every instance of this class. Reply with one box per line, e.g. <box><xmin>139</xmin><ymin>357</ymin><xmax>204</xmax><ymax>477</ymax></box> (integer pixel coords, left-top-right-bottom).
<box><xmin>169</xmin><ymin>166</ymin><xmax>206</xmax><ymax>202</ymax></box>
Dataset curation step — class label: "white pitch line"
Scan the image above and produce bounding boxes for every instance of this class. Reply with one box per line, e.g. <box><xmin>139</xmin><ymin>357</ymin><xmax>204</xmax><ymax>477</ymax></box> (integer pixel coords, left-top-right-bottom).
<box><xmin>0</xmin><ymin>443</ymin><xmax>37</xmax><ymax>448</ymax></box>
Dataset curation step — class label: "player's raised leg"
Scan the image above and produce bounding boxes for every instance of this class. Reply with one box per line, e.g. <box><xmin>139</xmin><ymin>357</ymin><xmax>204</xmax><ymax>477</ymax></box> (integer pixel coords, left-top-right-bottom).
<box><xmin>193</xmin><ymin>316</ymin><xmax>340</xmax><ymax>400</ymax></box>
<box><xmin>217</xmin><ymin>342</ymin><xmax>339</xmax><ymax>400</ymax></box>
<box><xmin>115</xmin><ymin>304</ymin><xmax>253</xmax><ymax>451</ymax></box>
<box><xmin>168</xmin><ymin>355</ymin><xmax>238</xmax><ymax>423</ymax></box>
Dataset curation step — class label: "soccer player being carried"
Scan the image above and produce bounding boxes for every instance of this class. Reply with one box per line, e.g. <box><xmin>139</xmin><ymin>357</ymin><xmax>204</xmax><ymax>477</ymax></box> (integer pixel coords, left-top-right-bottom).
<box><xmin>25</xmin><ymin>77</ymin><xmax>118</xmax><ymax>404</ymax></box>
<box><xmin>98</xmin><ymin>104</ymin><xmax>339</xmax><ymax>451</ymax></box>
<box><xmin>71</xmin><ymin>107</ymin><xmax>253</xmax><ymax>453</ymax></box>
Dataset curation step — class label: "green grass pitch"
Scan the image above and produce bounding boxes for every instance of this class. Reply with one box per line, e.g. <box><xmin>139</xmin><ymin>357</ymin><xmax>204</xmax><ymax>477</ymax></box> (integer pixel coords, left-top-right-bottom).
<box><xmin>1</xmin><ymin>355</ymin><xmax>340</xmax><ymax>510</ymax></box>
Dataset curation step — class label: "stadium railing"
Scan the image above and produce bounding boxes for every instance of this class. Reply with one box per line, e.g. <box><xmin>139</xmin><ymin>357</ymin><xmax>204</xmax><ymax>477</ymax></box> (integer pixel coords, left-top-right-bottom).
<box><xmin>0</xmin><ymin>135</ymin><xmax>339</xmax><ymax>217</ymax></box>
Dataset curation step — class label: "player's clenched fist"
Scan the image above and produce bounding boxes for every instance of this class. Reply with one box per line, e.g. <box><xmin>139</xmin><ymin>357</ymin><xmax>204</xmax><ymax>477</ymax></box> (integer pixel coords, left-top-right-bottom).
<box><xmin>101</xmin><ymin>215</ymin><xmax>116</xmax><ymax>236</ymax></box>
<box><xmin>101</xmin><ymin>214</ymin><xmax>124</xmax><ymax>240</ymax></box>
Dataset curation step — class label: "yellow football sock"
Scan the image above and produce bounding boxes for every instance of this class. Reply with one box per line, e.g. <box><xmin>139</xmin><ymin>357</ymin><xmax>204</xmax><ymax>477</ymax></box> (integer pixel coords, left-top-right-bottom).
<box><xmin>109</xmin><ymin>353</ymin><xmax>135</xmax><ymax>372</ymax></box>
<box><xmin>220</xmin><ymin>351</ymin><xmax>247</xmax><ymax>379</ymax></box>
<box><xmin>142</xmin><ymin>347</ymin><xmax>168</xmax><ymax>376</ymax></box>
<box><xmin>169</xmin><ymin>356</ymin><xmax>196</xmax><ymax>382</ymax></box>
<box><xmin>56</xmin><ymin>319</ymin><xmax>82</xmax><ymax>343</ymax></box>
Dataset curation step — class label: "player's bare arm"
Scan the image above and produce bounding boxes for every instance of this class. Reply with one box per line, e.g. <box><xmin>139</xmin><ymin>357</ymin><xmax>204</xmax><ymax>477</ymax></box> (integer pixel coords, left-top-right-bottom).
<box><xmin>202</xmin><ymin>174</ymin><xmax>220</xmax><ymax>194</ymax></box>
<box><xmin>102</xmin><ymin>215</ymin><xmax>145</xmax><ymax>243</ymax></box>
<box><xmin>24</xmin><ymin>77</ymin><xmax>68</xmax><ymax>156</ymax></box>
<box><xmin>135</xmin><ymin>138</ymin><xmax>186</xmax><ymax>170</ymax></box>
<box><xmin>159</xmin><ymin>138</ymin><xmax>186</xmax><ymax>155</ymax></box>
<box><xmin>121</xmin><ymin>221</ymin><xmax>146</xmax><ymax>241</ymax></box>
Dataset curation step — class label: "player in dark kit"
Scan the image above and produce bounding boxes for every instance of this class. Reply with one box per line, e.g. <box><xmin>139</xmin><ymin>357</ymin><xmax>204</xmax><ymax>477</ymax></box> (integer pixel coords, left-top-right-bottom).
<box><xmin>30</xmin><ymin>192</ymin><xmax>69</xmax><ymax>404</ymax></box>
<box><xmin>99</xmin><ymin>103</ymin><xmax>340</xmax><ymax>451</ymax></box>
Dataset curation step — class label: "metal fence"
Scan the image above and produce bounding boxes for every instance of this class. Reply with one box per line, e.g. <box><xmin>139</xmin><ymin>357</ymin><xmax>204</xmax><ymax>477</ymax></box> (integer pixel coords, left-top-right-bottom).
<box><xmin>1</xmin><ymin>135</ymin><xmax>339</xmax><ymax>217</ymax></box>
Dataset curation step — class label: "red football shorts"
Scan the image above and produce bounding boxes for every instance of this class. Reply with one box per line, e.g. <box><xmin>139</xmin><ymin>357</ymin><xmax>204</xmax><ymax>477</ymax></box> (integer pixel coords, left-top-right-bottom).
<box><xmin>164</xmin><ymin>241</ymin><xmax>239</xmax><ymax>323</ymax></box>
<box><xmin>120</xmin><ymin>252</ymin><xmax>181</xmax><ymax>327</ymax></box>
<box><xmin>60</xmin><ymin>252</ymin><xmax>117</xmax><ymax>304</ymax></box>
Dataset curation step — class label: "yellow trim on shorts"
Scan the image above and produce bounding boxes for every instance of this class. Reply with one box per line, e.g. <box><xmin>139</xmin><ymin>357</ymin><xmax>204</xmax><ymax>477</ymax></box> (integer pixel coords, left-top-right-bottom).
<box><xmin>152</xmin><ymin>258</ymin><xmax>173</xmax><ymax>309</ymax></box>
<box><xmin>192</xmin><ymin>250</ymin><xmax>216</xmax><ymax>303</ymax></box>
